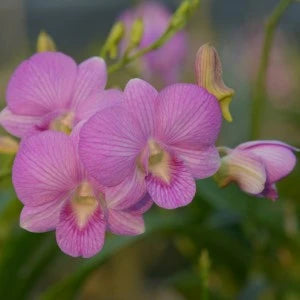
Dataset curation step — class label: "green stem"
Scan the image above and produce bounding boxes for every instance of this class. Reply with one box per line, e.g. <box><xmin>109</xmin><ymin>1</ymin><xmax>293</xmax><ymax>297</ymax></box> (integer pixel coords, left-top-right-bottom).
<box><xmin>250</xmin><ymin>0</ymin><xmax>294</xmax><ymax>139</ymax></box>
<box><xmin>107</xmin><ymin>0</ymin><xmax>200</xmax><ymax>74</ymax></box>
<box><xmin>107</xmin><ymin>27</ymin><xmax>174</xmax><ymax>74</ymax></box>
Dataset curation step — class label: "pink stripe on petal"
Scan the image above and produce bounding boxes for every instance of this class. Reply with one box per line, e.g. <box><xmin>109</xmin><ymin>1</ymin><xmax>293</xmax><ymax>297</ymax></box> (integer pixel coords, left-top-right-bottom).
<box><xmin>154</xmin><ymin>84</ymin><xmax>222</xmax><ymax>148</ymax></box>
<box><xmin>20</xmin><ymin>200</ymin><xmax>64</xmax><ymax>233</ymax></box>
<box><xmin>107</xmin><ymin>209</ymin><xmax>145</xmax><ymax>236</ymax></box>
<box><xmin>105</xmin><ymin>169</ymin><xmax>146</xmax><ymax>210</ymax></box>
<box><xmin>75</xmin><ymin>89</ymin><xmax>123</xmax><ymax>123</ymax></box>
<box><xmin>173</xmin><ymin>145</ymin><xmax>221</xmax><ymax>179</ymax></box>
<box><xmin>124</xmin><ymin>78</ymin><xmax>158</xmax><ymax>137</ymax></box>
<box><xmin>79</xmin><ymin>106</ymin><xmax>145</xmax><ymax>186</ymax></box>
<box><xmin>56</xmin><ymin>202</ymin><xmax>105</xmax><ymax>258</ymax></box>
<box><xmin>237</xmin><ymin>141</ymin><xmax>297</xmax><ymax>183</ymax></box>
<box><xmin>0</xmin><ymin>107</ymin><xmax>41</xmax><ymax>138</ymax></box>
<box><xmin>7</xmin><ymin>52</ymin><xmax>77</xmax><ymax>116</ymax></box>
<box><xmin>146</xmin><ymin>157</ymin><xmax>196</xmax><ymax>209</ymax></box>
<box><xmin>13</xmin><ymin>131</ymin><xmax>81</xmax><ymax>206</ymax></box>
<box><xmin>72</xmin><ymin>57</ymin><xmax>107</xmax><ymax>112</ymax></box>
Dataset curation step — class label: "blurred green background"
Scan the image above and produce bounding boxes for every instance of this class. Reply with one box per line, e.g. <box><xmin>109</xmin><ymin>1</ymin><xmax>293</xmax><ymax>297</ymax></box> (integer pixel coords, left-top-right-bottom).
<box><xmin>0</xmin><ymin>0</ymin><xmax>300</xmax><ymax>299</ymax></box>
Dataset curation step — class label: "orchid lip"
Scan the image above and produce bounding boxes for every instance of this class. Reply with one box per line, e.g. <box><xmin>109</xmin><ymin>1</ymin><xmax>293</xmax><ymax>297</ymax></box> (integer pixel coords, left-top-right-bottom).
<box><xmin>71</xmin><ymin>181</ymin><xmax>103</xmax><ymax>229</ymax></box>
<box><xmin>137</xmin><ymin>139</ymin><xmax>171</xmax><ymax>183</ymax></box>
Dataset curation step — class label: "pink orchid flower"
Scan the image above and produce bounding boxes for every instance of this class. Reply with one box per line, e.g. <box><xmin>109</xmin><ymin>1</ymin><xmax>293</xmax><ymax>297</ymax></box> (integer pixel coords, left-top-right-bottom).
<box><xmin>79</xmin><ymin>79</ymin><xmax>222</xmax><ymax>209</ymax></box>
<box><xmin>119</xmin><ymin>1</ymin><xmax>187</xmax><ymax>84</ymax></box>
<box><xmin>216</xmin><ymin>141</ymin><xmax>298</xmax><ymax>200</ymax></box>
<box><xmin>0</xmin><ymin>51</ymin><xmax>120</xmax><ymax>138</ymax></box>
<box><xmin>12</xmin><ymin>127</ymin><xmax>151</xmax><ymax>258</ymax></box>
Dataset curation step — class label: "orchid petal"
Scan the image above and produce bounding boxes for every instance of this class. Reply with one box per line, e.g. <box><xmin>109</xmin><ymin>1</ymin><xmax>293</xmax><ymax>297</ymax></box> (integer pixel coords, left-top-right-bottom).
<box><xmin>173</xmin><ymin>145</ymin><xmax>220</xmax><ymax>179</ymax></box>
<box><xmin>75</xmin><ymin>89</ymin><xmax>123</xmax><ymax>123</ymax></box>
<box><xmin>20</xmin><ymin>200</ymin><xmax>64</xmax><ymax>232</ymax></box>
<box><xmin>72</xmin><ymin>57</ymin><xmax>107</xmax><ymax>113</ymax></box>
<box><xmin>107</xmin><ymin>209</ymin><xmax>145</xmax><ymax>236</ymax></box>
<box><xmin>154</xmin><ymin>84</ymin><xmax>222</xmax><ymax>148</ymax></box>
<box><xmin>79</xmin><ymin>106</ymin><xmax>145</xmax><ymax>186</ymax></box>
<box><xmin>105</xmin><ymin>169</ymin><xmax>147</xmax><ymax>210</ymax></box>
<box><xmin>237</xmin><ymin>140</ymin><xmax>298</xmax><ymax>182</ymax></box>
<box><xmin>13</xmin><ymin>131</ymin><xmax>81</xmax><ymax>206</ymax></box>
<box><xmin>0</xmin><ymin>107</ymin><xmax>41</xmax><ymax>138</ymax></box>
<box><xmin>56</xmin><ymin>201</ymin><xmax>105</xmax><ymax>258</ymax></box>
<box><xmin>146</xmin><ymin>157</ymin><xmax>196</xmax><ymax>209</ymax></box>
<box><xmin>7</xmin><ymin>52</ymin><xmax>77</xmax><ymax>116</ymax></box>
<box><xmin>124</xmin><ymin>78</ymin><xmax>158</xmax><ymax>137</ymax></box>
<box><xmin>217</xmin><ymin>151</ymin><xmax>267</xmax><ymax>195</ymax></box>
<box><xmin>126</xmin><ymin>193</ymin><xmax>153</xmax><ymax>215</ymax></box>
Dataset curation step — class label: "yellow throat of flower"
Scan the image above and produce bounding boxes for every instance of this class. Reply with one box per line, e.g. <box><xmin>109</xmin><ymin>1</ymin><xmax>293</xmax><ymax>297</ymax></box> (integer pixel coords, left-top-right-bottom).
<box><xmin>50</xmin><ymin>112</ymin><xmax>74</xmax><ymax>135</ymax></box>
<box><xmin>138</xmin><ymin>140</ymin><xmax>171</xmax><ymax>183</ymax></box>
<box><xmin>71</xmin><ymin>181</ymin><xmax>100</xmax><ymax>228</ymax></box>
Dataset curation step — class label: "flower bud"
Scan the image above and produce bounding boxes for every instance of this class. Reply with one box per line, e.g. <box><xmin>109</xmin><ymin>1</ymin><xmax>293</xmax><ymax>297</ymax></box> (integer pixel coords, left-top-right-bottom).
<box><xmin>101</xmin><ymin>22</ymin><xmax>125</xmax><ymax>59</ymax></box>
<box><xmin>195</xmin><ymin>44</ymin><xmax>234</xmax><ymax>122</ymax></box>
<box><xmin>0</xmin><ymin>136</ymin><xmax>19</xmax><ymax>154</ymax></box>
<box><xmin>129</xmin><ymin>18</ymin><xmax>144</xmax><ymax>49</ymax></box>
<box><xmin>215</xmin><ymin>141</ymin><xmax>298</xmax><ymax>201</ymax></box>
<box><xmin>214</xmin><ymin>150</ymin><xmax>267</xmax><ymax>195</ymax></box>
<box><xmin>170</xmin><ymin>0</ymin><xmax>190</xmax><ymax>29</ymax></box>
<box><xmin>37</xmin><ymin>31</ymin><xmax>56</xmax><ymax>52</ymax></box>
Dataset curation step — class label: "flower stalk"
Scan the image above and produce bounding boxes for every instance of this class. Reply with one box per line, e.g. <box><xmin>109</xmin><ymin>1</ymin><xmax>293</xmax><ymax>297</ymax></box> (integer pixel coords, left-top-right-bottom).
<box><xmin>107</xmin><ymin>0</ymin><xmax>200</xmax><ymax>74</ymax></box>
<box><xmin>250</xmin><ymin>0</ymin><xmax>294</xmax><ymax>139</ymax></box>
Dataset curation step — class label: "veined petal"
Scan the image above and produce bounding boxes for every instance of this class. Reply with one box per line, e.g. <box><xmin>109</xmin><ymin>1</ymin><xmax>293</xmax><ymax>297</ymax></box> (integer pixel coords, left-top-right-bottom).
<box><xmin>74</xmin><ymin>89</ymin><xmax>123</xmax><ymax>123</ymax></box>
<box><xmin>124</xmin><ymin>78</ymin><xmax>158</xmax><ymax>137</ymax></box>
<box><xmin>79</xmin><ymin>106</ymin><xmax>145</xmax><ymax>186</ymax></box>
<box><xmin>0</xmin><ymin>107</ymin><xmax>41</xmax><ymax>138</ymax></box>
<box><xmin>216</xmin><ymin>151</ymin><xmax>267</xmax><ymax>195</ymax></box>
<box><xmin>107</xmin><ymin>209</ymin><xmax>145</xmax><ymax>236</ymax></box>
<box><xmin>13</xmin><ymin>131</ymin><xmax>81</xmax><ymax>206</ymax></box>
<box><xmin>20</xmin><ymin>200</ymin><xmax>64</xmax><ymax>232</ymax></box>
<box><xmin>237</xmin><ymin>140</ymin><xmax>298</xmax><ymax>183</ymax></box>
<box><xmin>173</xmin><ymin>145</ymin><xmax>220</xmax><ymax>179</ymax></box>
<box><xmin>72</xmin><ymin>57</ymin><xmax>107</xmax><ymax>112</ymax></box>
<box><xmin>146</xmin><ymin>157</ymin><xmax>196</xmax><ymax>209</ymax></box>
<box><xmin>105</xmin><ymin>169</ymin><xmax>146</xmax><ymax>210</ymax></box>
<box><xmin>56</xmin><ymin>201</ymin><xmax>105</xmax><ymax>258</ymax></box>
<box><xmin>126</xmin><ymin>193</ymin><xmax>153</xmax><ymax>214</ymax></box>
<box><xmin>154</xmin><ymin>84</ymin><xmax>222</xmax><ymax>148</ymax></box>
<box><xmin>7</xmin><ymin>52</ymin><xmax>77</xmax><ymax>115</ymax></box>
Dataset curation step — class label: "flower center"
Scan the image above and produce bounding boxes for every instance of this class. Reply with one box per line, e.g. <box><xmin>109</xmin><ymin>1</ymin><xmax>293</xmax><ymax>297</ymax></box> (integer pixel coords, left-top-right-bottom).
<box><xmin>138</xmin><ymin>139</ymin><xmax>171</xmax><ymax>183</ymax></box>
<box><xmin>50</xmin><ymin>112</ymin><xmax>74</xmax><ymax>134</ymax></box>
<box><xmin>71</xmin><ymin>181</ymin><xmax>102</xmax><ymax>228</ymax></box>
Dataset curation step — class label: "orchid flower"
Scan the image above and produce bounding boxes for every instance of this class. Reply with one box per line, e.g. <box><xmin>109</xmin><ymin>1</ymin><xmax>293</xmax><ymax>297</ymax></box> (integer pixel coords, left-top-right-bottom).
<box><xmin>215</xmin><ymin>141</ymin><xmax>298</xmax><ymax>200</ymax></box>
<box><xmin>0</xmin><ymin>52</ymin><xmax>120</xmax><ymax>138</ymax></box>
<box><xmin>12</xmin><ymin>126</ymin><xmax>151</xmax><ymax>258</ymax></box>
<box><xmin>79</xmin><ymin>79</ymin><xmax>222</xmax><ymax>209</ymax></box>
<box><xmin>119</xmin><ymin>1</ymin><xmax>187</xmax><ymax>84</ymax></box>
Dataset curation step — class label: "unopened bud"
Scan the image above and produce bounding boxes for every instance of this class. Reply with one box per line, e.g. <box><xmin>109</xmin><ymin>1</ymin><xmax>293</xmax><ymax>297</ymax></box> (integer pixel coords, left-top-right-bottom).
<box><xmin>129</xmin><ymin>18</ymin><xmax>144</xmax><ymax>49</ymax></box>
<box><xmin>101</xmin><ymin>22</ymin><xmax>125</xmax><ymax>59</ymax></box>
<box><xmin>0</xmin><ymin>136</ymin><xmax>19</xmax><ymax>154</ymax></box>
<box><xmin>195</xmin><ymin>44</ymin><xmax>235</xmax><ymax>122</ymax></box>
<box><xmin>37</xmin><ymin>31</ymin><xmax>56</xmax><ymax>52</ymax></box>
<box><xmin>170</xmin><ymin>0</ymin><xmax>190</xmax><ymax>29</ymax></box>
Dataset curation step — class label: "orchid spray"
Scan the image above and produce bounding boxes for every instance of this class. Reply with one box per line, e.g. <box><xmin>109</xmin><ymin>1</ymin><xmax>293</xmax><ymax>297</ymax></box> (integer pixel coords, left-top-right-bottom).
<box><xmin>0</xmin><ymin>0</ymin><xmax>298</xmax><ymax>269</ymax></box>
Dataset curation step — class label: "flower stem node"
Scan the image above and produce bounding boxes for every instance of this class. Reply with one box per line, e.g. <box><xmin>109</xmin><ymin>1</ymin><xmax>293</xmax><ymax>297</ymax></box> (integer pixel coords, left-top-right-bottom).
<box><xmin>195</xmin><ymin>43</ymin><xmax>235</xmax><ymax>122</ymax></box>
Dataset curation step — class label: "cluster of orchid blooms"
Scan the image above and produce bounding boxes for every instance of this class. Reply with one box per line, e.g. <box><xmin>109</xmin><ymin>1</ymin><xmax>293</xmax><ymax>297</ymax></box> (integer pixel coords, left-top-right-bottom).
<box><xmin>0</xmin><ymin>2</ymin><xmax>297</xmax><ymax>258</ymax></box>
